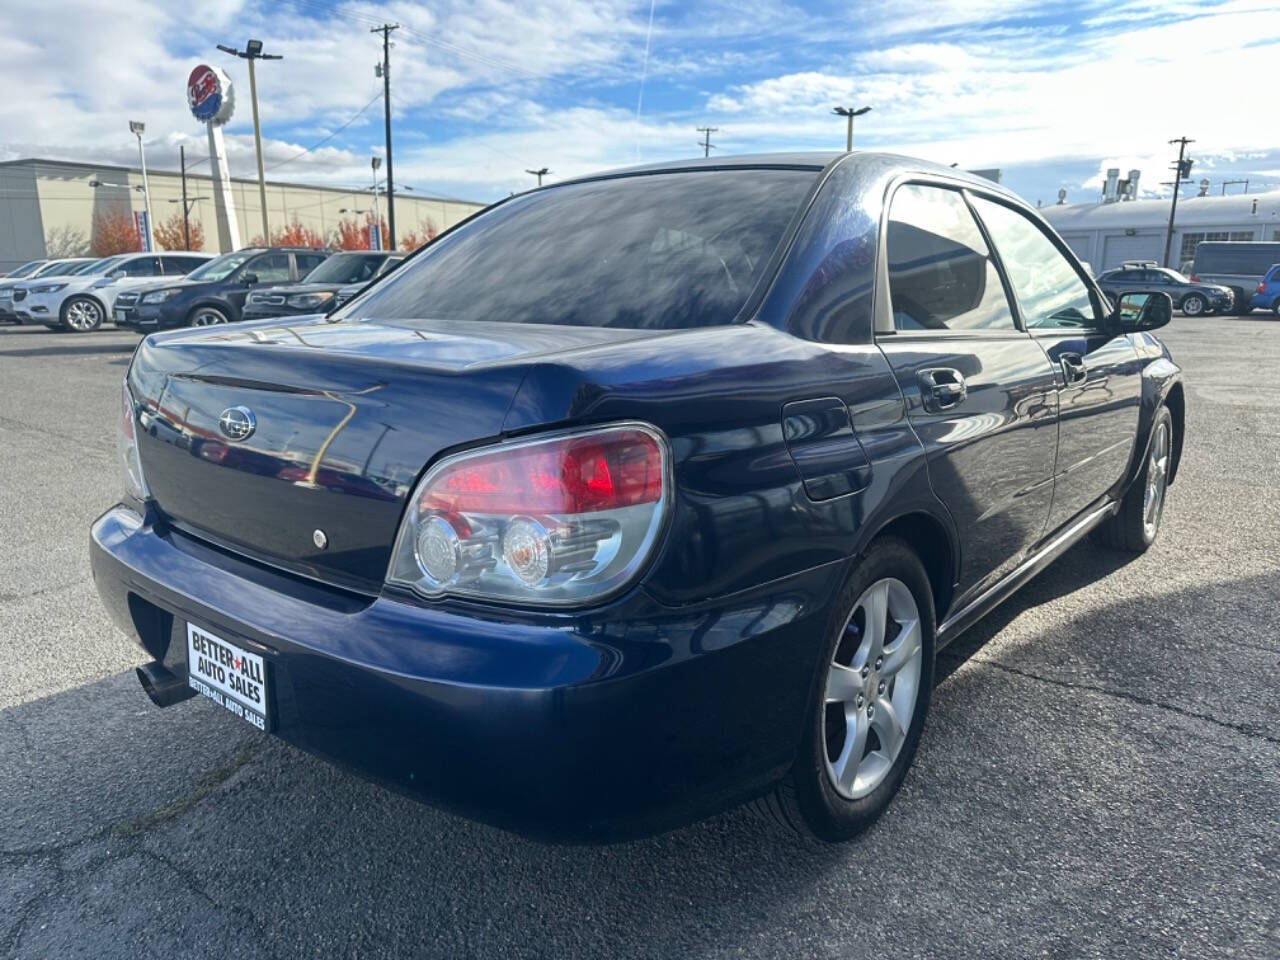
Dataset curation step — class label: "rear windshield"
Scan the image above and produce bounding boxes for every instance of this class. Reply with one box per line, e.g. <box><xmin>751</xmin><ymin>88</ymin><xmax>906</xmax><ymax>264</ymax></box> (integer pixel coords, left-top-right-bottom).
<box><xmin>304</xmin><ymin>253</ymin><xmax>387</xmax><ymax>284</ymax></box>
<box><xmin>352</xmin><ymin>168</ymin><xmax>818</xmax><ymax>329</ymax></box>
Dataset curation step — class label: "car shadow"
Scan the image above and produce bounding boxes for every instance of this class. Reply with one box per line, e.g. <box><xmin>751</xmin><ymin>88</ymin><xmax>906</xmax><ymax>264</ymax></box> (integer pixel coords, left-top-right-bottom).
<box><xmin>3</xmin><ymin>565</ymin><xmax>1277</xmax><ymax>958</ymax></box>
<box><xmin>935</xmin><ymin>536</ymin><xmax>1136</xmax><ymax>684</ymax></box>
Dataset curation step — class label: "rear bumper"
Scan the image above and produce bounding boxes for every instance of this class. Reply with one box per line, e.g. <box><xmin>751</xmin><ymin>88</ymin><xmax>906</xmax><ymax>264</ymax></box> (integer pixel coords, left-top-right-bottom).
<box><xmin>90</xmin><ymin>505</ymin><xmax>836</xmax><ymax>841</ymax></box>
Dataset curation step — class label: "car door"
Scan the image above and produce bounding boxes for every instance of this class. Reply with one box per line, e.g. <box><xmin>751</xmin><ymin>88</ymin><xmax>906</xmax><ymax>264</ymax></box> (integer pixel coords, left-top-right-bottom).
<box><xmin>875</xmin><ymin>183</ymin><xmax>1060</xmax><ymax>605</ymax></box>
<box><xmin>969</xmin><ymin>195</ymin><xmax>1144</xmax><ymax>535</ymax></box>
<box><xmin>232</xmin><ymin>253</ymin><xmax>293</xmax><ymax>316</ymax></box>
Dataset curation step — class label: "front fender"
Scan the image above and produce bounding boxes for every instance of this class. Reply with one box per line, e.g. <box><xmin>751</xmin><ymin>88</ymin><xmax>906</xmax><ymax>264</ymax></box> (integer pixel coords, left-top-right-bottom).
<box><xmin>1118</xmin><ymin>336</ymin><xmax>1183</xmax><ymax>495</ymax></box>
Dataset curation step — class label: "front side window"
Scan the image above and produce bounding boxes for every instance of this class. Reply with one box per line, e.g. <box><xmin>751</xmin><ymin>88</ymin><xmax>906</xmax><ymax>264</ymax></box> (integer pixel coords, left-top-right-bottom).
<box><xmin>885</xmin><ymin>184</ymin><xmax>1015</xmax><ymax>332</ymax></box>
<box><xmin>971</xmin><ymin>196</ymin><xmax>1098</xmax><ymax>330</ymax></box>
<box><xmin>351</xmin><ymin>169</ymin><xmax>817</xmax><ymax>330</ymax></box>
<box><xmin>188</xmin><ymin>251</ymin><xmax>257</xmax><ymax>282</ymax></box>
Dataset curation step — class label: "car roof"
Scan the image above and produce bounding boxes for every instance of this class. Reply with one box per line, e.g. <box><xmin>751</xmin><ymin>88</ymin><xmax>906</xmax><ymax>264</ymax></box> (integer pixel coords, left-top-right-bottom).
<box><xmin>548</xmin><ymin>150</ymin><xmax>1025</xmax><ymax>205</ymax></box>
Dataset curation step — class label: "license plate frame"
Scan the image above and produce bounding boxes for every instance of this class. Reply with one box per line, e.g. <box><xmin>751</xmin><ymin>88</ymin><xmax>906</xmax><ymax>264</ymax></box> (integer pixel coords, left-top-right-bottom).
<box><xmin>186</xmin><ymin>622</ymin><xmax>270</xmax><ymax>731</ymax></box>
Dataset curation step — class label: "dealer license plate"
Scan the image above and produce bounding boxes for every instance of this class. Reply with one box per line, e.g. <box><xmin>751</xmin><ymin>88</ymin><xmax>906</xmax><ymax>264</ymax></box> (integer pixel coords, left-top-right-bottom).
<box><xmin>114</xmin><ymin>310</ymin><xmax>127</xmax><ymax>323</ymax></box>
<box><xmin>186</xmin><ymin>622</ymin><xmax>269</xmax><ymax>730</ymax></box>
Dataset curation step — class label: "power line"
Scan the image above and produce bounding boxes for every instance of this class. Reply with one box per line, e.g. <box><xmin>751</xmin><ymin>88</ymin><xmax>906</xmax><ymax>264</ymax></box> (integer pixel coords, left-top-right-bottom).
<box><xmin>633</xmin><ymin>0</ymin><xmax>657</xmax><ymax>161</ymax></box>
<box><xmin>264</xmin><ymin>90</ymin><xmax>384</xmax><ymax>172</ymax></box>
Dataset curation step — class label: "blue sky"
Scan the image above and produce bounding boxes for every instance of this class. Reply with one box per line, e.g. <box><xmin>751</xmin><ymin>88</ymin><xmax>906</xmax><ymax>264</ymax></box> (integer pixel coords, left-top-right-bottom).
<box><xmin>2</xmin><ymin>0</ymin><xmax>1278</xmax><ymax>206</ymax></box>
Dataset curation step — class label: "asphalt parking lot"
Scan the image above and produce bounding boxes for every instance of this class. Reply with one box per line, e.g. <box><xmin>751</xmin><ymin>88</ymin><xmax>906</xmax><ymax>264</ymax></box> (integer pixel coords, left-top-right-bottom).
<box><xmin>2</xmin><ymin>318</ymin><xmax>1277</xmax><ymax>959</ymax></box>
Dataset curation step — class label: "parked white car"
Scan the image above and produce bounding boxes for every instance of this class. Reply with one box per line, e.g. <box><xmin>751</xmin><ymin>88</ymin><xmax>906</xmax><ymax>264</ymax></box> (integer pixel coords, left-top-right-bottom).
<box><xmin>0</xmin><ymin>258</ymin><xmax>96</xmax><ymax>322</ymax></box>
<box><xmin>14</xmin><ymin>251</ymin><xmax>214</xmax><ymax>332</ymax></box>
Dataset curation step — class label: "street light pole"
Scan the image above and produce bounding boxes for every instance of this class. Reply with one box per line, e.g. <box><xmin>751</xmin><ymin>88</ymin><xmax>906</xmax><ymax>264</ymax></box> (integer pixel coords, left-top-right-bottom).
<box><xmin>526</xmin><ymin>167</ymin><xmax>550</xmax><ymax>187</ymax></box>
<box><xmin>832</xmin><ymin>105</ymin><xmax>871</xmax><ymax>152</ymax></box>
<box><xmin>218</xmin><ymin>40</ymin><xmax>282</xmax><ymax>243</ymax></box>
<box><xmin>129</xmin><ymin>121</ymin><xmax>156</xmax><ymax>252</ymax></box>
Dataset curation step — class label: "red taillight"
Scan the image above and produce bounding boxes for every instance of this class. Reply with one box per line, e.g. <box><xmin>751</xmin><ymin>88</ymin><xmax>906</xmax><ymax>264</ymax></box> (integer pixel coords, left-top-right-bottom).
<box><xmin>1257</xmin><ymin>283</ymin><xmax>1267</xmax><ymax>294</ymax></box>
<box><xmin>421</xmin><ymin>430</ymin><xmax>663</xmax><ymax>515</ymax></box>
<box><xmin>1188</xmin><ymin>274</ymin><xmax>1199</xmax><ymax>282</ymax></box>
<box><xmin>389</xmin><ymin>424</ymin><xmax>670</xmax><ymax>605</ymax></box>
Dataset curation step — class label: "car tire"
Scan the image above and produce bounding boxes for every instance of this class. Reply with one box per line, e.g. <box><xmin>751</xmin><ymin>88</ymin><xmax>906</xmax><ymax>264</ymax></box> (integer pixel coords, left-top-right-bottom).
<box><xmin>1272</xmin><ymin>301</ymin><xmax>1280</xmax><ymax>319</ymax></box>
<box><xmin>751</xmin><ymin>537</ymin><xmax>935</xmax><ymax>842</ymax></box>
<box><xmin>188</xmin><ymin>306</ymin><xmax>230</xmax><ymax>326</ymax></box>
<box><xmin>1096</xmin><ymin>405</ymin><xmax>1173</xmax><ymax>553</ymax></box>
<box><xmin>1180</xmin><ymin>293</ymin><xmax>1206</xmax><ymax>317</ymax></box>
<box><xmin>61</xmin><ymin>296</ymin><xmax>104</xmax><ymax>332</ymax></box>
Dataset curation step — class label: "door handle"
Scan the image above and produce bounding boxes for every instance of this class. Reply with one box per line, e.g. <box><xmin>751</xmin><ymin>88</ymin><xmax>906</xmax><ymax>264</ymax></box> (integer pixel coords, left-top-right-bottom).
<box><xmin>1060</xmin><ymin>353</ymin><xmax>1088</xmax><ymax>385</ymax></box>
<box><xmin>917</xmin><ymin>368</ymin><xmax>967</xmax><ymax>411</ymax></box>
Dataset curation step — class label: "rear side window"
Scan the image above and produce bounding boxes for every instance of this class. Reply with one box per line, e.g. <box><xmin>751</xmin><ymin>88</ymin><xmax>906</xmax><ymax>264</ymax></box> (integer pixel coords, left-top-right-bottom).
<box><xmin>885</xmin><ymin>184</ymin><xmax>1015</xmax><ymax>332</ymax></box>
<box><xmin>247</xmin><ymin>254</ymin><xmax>292</xmax><ymax>283</ymax></box>
<box><xmin>352</xmin><ymin>169</ymin><xmax>817</xmax><ymax>329</ymax></box>
<box><xmin>120</xmin><ymin>257</ymin><xmax>162</xmax><ymax>277</ymax></box>
<box><xmin>971</xmin><ymin>197</ymin><xmax>1097</xmax><ymax>330</ymax></box>
<box><xmin>295</xmin><ymin>253</ymin><xmax>328</xmax><ymax>276</ymax></box>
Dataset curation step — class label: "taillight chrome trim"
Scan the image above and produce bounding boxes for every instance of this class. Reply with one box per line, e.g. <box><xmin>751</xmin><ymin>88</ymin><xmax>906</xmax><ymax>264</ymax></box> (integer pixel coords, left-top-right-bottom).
<box><xmin>118</xmin><ymin>379</ymin><xmax>151</xmax><ymax>502</ymax></box>
<box><xmin>385</xmin><ymin>421</ymin><xmax>674</xmax><ymax>609</ymax></box>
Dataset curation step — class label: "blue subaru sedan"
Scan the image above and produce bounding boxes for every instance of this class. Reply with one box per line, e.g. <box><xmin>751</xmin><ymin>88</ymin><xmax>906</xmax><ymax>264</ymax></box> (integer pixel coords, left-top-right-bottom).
<box><xmin>91</xmin><ymin>153</ymin><xmax>1184</xmax><ymax>842</ymax></box>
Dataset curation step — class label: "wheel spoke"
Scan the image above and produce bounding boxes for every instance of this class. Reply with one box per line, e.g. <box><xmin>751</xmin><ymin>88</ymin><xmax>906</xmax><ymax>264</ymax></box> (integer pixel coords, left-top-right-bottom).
<box><xmin>871</xmin><ymin>696</ymin><xmax>905</xmax><ymax>759</ymax></box>
<box><xmin>861</xmin><ymin>581</ymin><xmax>889</xmax><ymax>663</ymax></box>
<box><xmin>831</xmin><ymin>707</ymin><xmax>869</xmax><ymax>794</ymax></box>
<box><xmin>880</xmin><ymin>618</ymin><xmax>921</xmax><ymax>678</ymax></box>
<box><xmin>825</xmin><ymin>663</ymin><xmax>862</xmax><ymax>704</ymax></box>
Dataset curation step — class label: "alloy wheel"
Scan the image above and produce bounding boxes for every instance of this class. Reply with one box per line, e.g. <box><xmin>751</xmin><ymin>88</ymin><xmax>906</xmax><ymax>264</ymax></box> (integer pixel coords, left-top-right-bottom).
<box><xmin>192</xmin><ymin>310</ymin><xmax>228</xmax><ymax>326</ymax></box>
<box><xmin>64</xmin><ymin>298</ymin><xmax>102</xmax><ymax>331</ymax></box>
<box><xmin>823</xmin><ymin>577</ymin><xmax>923</xmax><ymax>800</ymax></box>
<box><xmin>1143</xmin><ymin>420</ymin><xmax>1171</xmax><ymax>540</ymax></box>
<box><xmin>1182</xmin><ymin>295</ymin><xmax>1204</xmax><ymax>316</ymax></box>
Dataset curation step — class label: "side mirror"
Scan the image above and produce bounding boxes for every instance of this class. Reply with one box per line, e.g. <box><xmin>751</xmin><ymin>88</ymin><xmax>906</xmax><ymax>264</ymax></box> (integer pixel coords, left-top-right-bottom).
<box><xmin>242</xmin><ymin>273</ymin><xmax>259</xmax><ymax>286</ymax></box>
<box><xmin>108</xmin><ymin>269</ymin><xmax>126</xmax><ymax>280</ymax></box>
<box><xmin>1114</xmin><ymin>291</ymin><xmax>1172</xmax><ymax>332</ymax></box>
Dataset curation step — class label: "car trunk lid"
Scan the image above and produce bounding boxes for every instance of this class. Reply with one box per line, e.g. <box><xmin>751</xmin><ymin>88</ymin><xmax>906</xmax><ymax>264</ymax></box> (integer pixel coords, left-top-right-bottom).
<box><xmin>129</xmin><ymin>317</ymin><xmax>666</xmax><ymax>593</ymax></box>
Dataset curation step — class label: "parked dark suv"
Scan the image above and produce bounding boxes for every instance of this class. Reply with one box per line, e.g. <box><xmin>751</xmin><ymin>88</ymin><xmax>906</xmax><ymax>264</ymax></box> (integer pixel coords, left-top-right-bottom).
<box><xmin>116</xmin><ymin>247</ymin><xmax>330</xmax><ymax>330</ymax></box>
<box><xmin>1096</xmin><ymin>263</ymin><xmax>1232</xmax><ymax>316</ymax></box>
<box><xmin>241</xmin><ymin>251</ymin><xmax>404</xmax><ymax>322</ymax></box>
<box><xmin>92</xmin><ymin>153</ymin><xmax>1184</xmax><ymax>843</ymax></box>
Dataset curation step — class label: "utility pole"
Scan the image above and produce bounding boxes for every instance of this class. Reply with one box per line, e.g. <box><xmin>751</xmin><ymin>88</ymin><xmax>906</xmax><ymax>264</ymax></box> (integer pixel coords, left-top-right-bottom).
<box><xmin>832</xmin><ymin>105</ymin><xmax>871</xmax><ymax>152</ymax></box>
<box><xmin>218</xmin><ymin>40</ymin><xmax>283</xmax><ymax>243</ymax></box>
<box><xmin>373</xmin><ymin>23</ymin><xmax>399</xmax><ymax>250</ymax></box>
<box><xmin>129</xmin><ymin>121</ymin><xmax>156</xmax><ymax>252</ymax></box>
<box><xmin>696</xmin><ymin>126</ymin><xmax>718</xmax><ymax>158</ymax></box>
<box><xmin>371</xmin><ymin>156</ymin><xmax>382</xmax><ymax>250</ymax></box>
<box><xmin>179</xmin><ymin>145</ymin><xmax>191</xmax><ymax>250</ymax></box>
<box><xmin>526</xmin><ymin>167</ymin><xmax>550</xmax><ymax>187</ymax></box>
<box><xmin>1162</xmin><ymin>136</ymin><xmax>1194</xmax><ymax>268</ymax></box>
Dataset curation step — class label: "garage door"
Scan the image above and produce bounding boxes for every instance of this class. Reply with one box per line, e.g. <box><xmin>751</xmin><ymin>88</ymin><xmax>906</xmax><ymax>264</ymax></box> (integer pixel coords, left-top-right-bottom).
<box><xmin>1100</xmin><ymin>234</ymin><xmax>1163</xmax><ymax>271</ymax></box>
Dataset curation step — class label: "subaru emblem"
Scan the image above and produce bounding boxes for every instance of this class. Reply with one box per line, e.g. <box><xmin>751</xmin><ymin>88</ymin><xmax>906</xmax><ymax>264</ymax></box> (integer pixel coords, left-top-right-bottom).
<box><xmin>218</xmin><ymin>406</ymin><xmax>256</xmax><ymax>442</ymax></box>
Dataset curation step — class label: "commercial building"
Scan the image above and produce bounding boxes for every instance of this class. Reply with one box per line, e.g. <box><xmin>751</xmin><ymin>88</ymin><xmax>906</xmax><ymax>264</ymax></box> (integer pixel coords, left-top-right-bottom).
<box><xmin>0</xmin><ymin>157</ymin><xmax>485</xmax><ymax>272</ymax></box>
<box><xmin>1042</xmin><ymin>177</ymin><xmax>1280</xmax><ymax>273</ymax></box>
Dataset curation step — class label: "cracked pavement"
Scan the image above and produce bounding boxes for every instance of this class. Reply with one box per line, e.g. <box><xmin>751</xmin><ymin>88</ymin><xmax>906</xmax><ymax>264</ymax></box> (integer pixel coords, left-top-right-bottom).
<box><xmin>1</xmin><ymin>321</ymin><xmax>1277</xmax><ymax>958</ymax></box>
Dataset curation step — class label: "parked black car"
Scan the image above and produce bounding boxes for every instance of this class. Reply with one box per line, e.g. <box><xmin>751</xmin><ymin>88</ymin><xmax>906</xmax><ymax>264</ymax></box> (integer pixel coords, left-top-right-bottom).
<box><xmin>92</xmin><ymin>153</ymin><xmax>1184</xmax><ymax>843</ymax></box>
<box><xmin>241</xmin><ymin>251</ymin><xmax>404</xmax><ymax>321</ymax></box>
<box><xmin>1096</xmin><ymin>263</ymin><xmax>1232</xmax><ymax>316</ymax></box>
<box><xmin>117</xmin><ymin>247</ymin><xmax>330</xmax><ymax>330</ymax></box>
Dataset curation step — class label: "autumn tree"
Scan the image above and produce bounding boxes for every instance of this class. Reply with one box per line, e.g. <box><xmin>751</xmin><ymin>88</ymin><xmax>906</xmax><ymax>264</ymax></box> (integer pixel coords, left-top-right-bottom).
<box><xmin>331</xmin><ymin>213</ymin><xmax>390</xmax><ymax>251</ymax></box>
<box><xmin>248</xmin><ymin>217</ymin><xmax>327</xmax><ymax>249</ymax></box>
<box><xmin>399</xmin><ymin>219</ymin><xmax>439</xmax><ymax>250</ymax></box>
<box><xmin>90</xmin><ymin>210</ymin><xmax>140</xmax><ymax>256</ymax></box>
<box><xmin>153</xmin><ymin>211</ymin><xmax>205</xmax><ymax>251</ymax></box>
